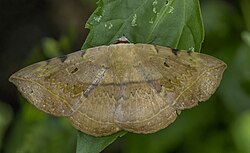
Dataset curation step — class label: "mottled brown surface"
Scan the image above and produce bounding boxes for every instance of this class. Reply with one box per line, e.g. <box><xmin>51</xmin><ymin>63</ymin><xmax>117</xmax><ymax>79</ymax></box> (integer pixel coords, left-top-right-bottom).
<box><xmin>9</xmin><ymin>43</ymin><xmax>227</xmax><ymax>137</ymax></box>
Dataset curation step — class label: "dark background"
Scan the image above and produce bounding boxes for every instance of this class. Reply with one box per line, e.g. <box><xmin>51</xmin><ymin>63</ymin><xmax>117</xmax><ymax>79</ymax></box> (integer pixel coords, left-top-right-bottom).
<box><xmin>0</xmin><ymin>0</ymin><xmax>95</xmax><ymax>110</ymax></box>
<box><xmin>1</xmin><ymin>0</ymin><xmax>250</xmax><ymax>153</ymax></box>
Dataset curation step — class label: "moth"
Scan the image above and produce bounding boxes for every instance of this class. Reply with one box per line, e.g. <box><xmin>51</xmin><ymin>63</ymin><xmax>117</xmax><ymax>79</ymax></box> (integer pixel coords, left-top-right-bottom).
<box><xmin>9</xmin><ymin>38</ymin><xmax>227</xmax><ymax>137</ymax></box>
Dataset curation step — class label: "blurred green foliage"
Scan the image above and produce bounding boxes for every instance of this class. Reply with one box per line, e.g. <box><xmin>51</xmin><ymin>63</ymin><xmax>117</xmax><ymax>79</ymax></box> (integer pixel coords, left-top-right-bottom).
<box><xmin>233</xmin><ymin>111</ymin><xmax>250</xmax><ymax>153</ymax></box>
<box><xmin>2</xmin><ymin>0</ymin><xmax>250</xmax><ymax>153</ymax></box>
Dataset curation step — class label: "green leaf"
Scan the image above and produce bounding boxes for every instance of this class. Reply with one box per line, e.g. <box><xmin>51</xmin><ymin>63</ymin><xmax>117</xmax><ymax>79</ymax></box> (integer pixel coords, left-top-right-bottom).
<box><xmin>78</xmin><ymin>0</ymin><xmax>204</xmax><ymax>152</ymax></box>
<box><xmin>76</xmin><ymin>131</ymin><xmax>127</xmax><ymax>153</ymax></box>
<box><xmin>82</xmin><ymin>0</ymin><xmax>204</xmax><ymax>51</ymax></box>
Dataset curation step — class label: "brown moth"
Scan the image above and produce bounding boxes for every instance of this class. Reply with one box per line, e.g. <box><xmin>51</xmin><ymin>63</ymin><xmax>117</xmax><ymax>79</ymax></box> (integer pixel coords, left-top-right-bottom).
<box><xmin>9</xmin><ymin>41</ymin><xmax>226</xmax><ymax>137</ymax></box>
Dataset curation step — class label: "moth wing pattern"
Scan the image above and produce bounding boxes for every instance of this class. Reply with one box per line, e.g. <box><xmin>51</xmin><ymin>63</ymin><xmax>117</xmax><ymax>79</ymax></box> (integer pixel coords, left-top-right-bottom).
<box><xmin>9</xmin><ymin>43</ymin><xmax>227</xmax><ymax>136</ymax></box>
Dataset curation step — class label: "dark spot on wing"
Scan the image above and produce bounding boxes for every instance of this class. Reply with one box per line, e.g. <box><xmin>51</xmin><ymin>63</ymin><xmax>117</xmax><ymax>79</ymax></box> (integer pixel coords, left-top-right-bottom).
<box><xmin>171</xmin><ymin>48</ymin><xmax>179</xmax><ymax>56</ymax></box>
<box><xmin>164</xmin><ymin>61</ymin><xmax>170</xmax><ymax>67</ymax></box>
<box><xmin>70</xmin><ymin>67</ymin><xmax>79</xmax><ymax>74</ymax></box>
<box><xmin>58</xmin><ymin>55</ymin><xmax>68</xmax><ymax>63</ymax></box>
